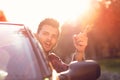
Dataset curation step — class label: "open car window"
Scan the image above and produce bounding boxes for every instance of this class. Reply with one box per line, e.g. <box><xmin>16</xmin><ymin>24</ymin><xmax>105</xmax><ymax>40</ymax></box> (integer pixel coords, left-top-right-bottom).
<box><xmin>0</xmin><ymin>24</ymin><xmax>44</xmax><ymax>80</ymax></box>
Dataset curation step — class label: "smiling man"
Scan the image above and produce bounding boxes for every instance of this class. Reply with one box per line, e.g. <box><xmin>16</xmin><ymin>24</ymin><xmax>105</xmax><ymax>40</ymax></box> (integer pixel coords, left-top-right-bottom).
<box><xmin>35</xmin><ymin>18</ymin><xmax>88</xmax><ymax>73</ymax></box>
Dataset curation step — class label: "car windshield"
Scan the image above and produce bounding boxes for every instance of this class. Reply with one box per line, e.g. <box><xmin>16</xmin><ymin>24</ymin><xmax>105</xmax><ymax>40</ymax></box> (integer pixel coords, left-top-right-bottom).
<box><xmin>0</xmin><ymin>24</ymin><xmax>43</xmax><ymax>80</ymax></box>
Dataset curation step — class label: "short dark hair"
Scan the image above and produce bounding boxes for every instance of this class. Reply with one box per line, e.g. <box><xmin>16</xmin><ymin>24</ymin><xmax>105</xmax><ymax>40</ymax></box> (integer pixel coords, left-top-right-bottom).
<box><xmin>37</xmin><ymin>18</ymin><xmax>60</xmax><ymax>34</ymax></box>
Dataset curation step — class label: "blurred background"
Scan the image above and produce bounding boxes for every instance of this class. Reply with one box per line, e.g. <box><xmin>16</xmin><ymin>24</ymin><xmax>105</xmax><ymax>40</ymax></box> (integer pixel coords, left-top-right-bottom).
<box><xmin>54</xmin><ymin>0</ymin><xmax>120</xmax><ymax>80</ymax></box>
<box><xmin>1</xmin><ymin>0</ymin><xmax>120</xmax><ymax>80</ymax></box>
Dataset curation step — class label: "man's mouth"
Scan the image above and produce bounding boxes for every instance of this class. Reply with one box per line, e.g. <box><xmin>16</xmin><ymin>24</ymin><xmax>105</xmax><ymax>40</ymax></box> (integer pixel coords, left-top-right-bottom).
<box><xmin>44</xmin><ymin>42</ymin><xmax>51</xmax><ymax>48</ymax></box>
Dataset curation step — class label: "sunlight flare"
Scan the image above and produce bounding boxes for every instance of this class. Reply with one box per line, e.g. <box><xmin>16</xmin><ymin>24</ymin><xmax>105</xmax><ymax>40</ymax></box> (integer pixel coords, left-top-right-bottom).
<box><xmin>0</xmin><ymin>0</ymin><xmax>100</xmax><ymax>32</ymax></box>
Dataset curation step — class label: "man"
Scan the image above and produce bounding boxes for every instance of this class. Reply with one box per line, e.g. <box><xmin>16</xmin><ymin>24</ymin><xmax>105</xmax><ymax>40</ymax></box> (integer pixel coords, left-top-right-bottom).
<box><xmin>35</xmin><ymin>18</ymin><xmax>88</xmax><ymax>73</ymax></box>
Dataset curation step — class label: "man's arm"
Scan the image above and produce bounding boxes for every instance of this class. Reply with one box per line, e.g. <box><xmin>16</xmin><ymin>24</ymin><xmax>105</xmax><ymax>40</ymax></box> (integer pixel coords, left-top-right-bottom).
<box><xmin>73</xmin><ymin>32</ymin><xmax>88</xmax><ymax>61</ymax></box>
<box><xmin>48</xmin><ymin>53</ymin><xmax>69</xmax><ymax>73</ymax></box>
<box><xmin>72</xmin><ymin>50</ymin><xmax>85</xmax><ymax>61</ymax></box>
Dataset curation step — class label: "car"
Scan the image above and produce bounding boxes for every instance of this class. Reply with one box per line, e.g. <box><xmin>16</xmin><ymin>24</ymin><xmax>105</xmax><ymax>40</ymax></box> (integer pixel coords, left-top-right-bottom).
<box><xmin>0</xmin><ymin>22</ymin><xmax>101</xmax><ymax>80</ymax></box>
<box><xmin>0</xmin><ymin>22</ymin><xmax>53</xmax><ymax>80</ymax></box>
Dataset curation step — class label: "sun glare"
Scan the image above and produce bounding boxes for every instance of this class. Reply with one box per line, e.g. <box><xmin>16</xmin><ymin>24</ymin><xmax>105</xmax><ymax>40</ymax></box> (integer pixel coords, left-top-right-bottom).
<box><xmin>0</xmin><ymin>0</ymin><xmax>100</xmax><ymax>32</ymax></box>
<box><xmin>52</xmin><ymin>0</ymin><xmax>96</xmax><ymax>25</ymax></box>
<box><xmin>76</xmin><ymin>0</ymin><xmax>100</xmax><ymax>27</ymax></box>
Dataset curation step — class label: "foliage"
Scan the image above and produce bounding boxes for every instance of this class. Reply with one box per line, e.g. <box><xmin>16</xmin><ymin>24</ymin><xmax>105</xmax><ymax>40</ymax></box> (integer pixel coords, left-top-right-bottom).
<box><xmin>55</xmin><ymin>0</ymin><xmax>120</xmax><ymax>61</ymax></box>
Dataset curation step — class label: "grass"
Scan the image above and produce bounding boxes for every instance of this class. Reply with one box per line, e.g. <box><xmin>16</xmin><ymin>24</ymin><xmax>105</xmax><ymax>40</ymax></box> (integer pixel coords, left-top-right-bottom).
<box><xmin>97</xmin><ymin>58</ymin><xmax>120</xmax><ymax>73</ymax></box>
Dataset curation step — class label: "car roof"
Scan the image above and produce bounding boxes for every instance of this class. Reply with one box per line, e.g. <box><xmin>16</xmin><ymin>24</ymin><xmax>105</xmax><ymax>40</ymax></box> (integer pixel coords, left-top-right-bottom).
<box><xmin>0</xmin><ymin>22</ymin><xmax>25</xmax><ymax>26</ymax></box>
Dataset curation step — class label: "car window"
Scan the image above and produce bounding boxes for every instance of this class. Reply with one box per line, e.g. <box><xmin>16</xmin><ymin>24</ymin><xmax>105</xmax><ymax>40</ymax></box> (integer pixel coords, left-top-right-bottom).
<box><xmin>0</xmin><ymin>25</ymin><xmax>43</xmax><ymax>80</ymax></box>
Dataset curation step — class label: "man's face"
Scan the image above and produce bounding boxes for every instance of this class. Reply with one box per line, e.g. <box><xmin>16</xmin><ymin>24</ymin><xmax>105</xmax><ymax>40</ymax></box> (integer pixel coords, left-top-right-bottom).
<box><xmin>38</xmin><ymin>25</ymin><xmax>59</xmax><ymax>53</ymax></box>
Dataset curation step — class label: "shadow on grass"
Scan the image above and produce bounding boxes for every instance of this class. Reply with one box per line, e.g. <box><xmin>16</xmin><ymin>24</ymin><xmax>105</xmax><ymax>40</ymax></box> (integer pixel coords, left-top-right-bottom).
<box><xmin>97</xmin><ymin>58</ymin><xmax>120</xmax><ymax>80</ymax></box>
<box><xmin>98</xmin><ymin>58</ymin><xmax>120</xmax><ymax>73</ymax></box>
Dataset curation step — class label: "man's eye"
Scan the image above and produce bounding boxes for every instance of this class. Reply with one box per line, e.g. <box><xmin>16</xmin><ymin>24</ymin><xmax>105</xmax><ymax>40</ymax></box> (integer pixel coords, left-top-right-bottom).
<box><xmin>52</xmin><ymin>35</ymin><xmax>57</xmax><ymax>39</ymax></box>
<box><xmin>43</xmin><ymin>32</ymin><xmax>49</xmax><ymax>35</ymax></box>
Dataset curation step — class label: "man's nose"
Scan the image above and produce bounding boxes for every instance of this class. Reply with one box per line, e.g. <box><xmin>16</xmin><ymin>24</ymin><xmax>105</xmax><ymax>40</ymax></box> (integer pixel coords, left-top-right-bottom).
<box><xmin>47</xmin><ymin>35</ymin><xmax>52</xmax><ymax>41</ymax></box>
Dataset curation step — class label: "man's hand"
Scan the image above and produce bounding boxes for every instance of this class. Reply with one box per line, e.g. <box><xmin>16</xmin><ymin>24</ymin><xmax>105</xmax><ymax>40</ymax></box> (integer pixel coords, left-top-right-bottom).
<box><xmin>73</xmin><ymin>32</ymin><xmax>88</xmax><ymax>61</ymax></box>
<box><xmin>73</xmin><ymin>32</ymin><xmax>88</xmax><ymax>53</ymax></box>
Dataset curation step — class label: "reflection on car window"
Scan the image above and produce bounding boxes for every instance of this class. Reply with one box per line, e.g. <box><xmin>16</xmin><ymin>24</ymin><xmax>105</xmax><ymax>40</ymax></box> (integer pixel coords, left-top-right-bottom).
<box><xmin>0</xmin><ymin>25</ymin><xmax>42</xmax><ymax>80</ymax></box>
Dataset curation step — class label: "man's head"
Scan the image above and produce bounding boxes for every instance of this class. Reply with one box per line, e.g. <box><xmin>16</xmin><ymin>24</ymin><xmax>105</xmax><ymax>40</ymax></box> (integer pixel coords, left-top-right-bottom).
<box><xmin>37</xmin><ymin>18</ymin><xmax>60</xmax><ymax>54</ymax></box>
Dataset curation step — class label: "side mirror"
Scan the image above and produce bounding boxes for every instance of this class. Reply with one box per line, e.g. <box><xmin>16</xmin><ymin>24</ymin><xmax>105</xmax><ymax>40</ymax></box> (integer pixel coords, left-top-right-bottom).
<box><xmin>59</xmin><ymin>60</ymin><xmax>101</xmax><ymax>80</ymax></box>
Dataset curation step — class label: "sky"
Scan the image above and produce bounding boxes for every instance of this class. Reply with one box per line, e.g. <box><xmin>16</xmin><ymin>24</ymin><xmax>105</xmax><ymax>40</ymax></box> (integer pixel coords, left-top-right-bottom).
<box><xmin>0</xmin><ymin>0</ymin><xmax>100</xmax><ymax>32</ymax></box>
